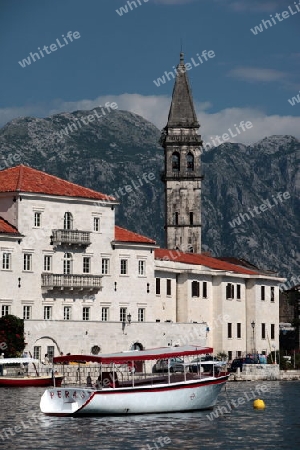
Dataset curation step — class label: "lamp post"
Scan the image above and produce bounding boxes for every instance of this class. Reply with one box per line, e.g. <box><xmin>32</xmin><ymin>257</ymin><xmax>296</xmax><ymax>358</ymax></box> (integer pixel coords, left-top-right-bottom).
<box><xmin>251</xmin><ymin>321</ymin><xmax>255</xmax><ymax>357</ymax></box>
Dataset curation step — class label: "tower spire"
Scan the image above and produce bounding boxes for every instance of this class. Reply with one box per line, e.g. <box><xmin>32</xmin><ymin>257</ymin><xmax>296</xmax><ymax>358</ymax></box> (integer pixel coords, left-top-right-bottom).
<box><xmin>166</xmin><ymin>53</ymin><xmax>199</xmax><ymax>129</ymax></box>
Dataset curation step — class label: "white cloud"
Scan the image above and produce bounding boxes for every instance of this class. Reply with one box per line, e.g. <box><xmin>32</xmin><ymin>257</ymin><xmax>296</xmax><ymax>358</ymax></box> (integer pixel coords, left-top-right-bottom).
<box><xmin>0</xmin><ymin>94</ymin><xmax>299</xmax><ymax>145</ymax></box>
<box><xmin>228</xmin><ymin>67</ymin><xmax>287</xmax><ymax>83</ymax></box>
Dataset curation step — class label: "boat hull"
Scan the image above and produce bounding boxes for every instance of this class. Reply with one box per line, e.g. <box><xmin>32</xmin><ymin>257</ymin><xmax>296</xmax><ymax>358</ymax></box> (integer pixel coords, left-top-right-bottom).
<box><xmin>0</xmin><ymin>375</ymin><xmax>64</xmax><ymax>387</ymax></box>
<box><xmin>40</xmin><ymin>376</ymin><xmax>227</xmax><ymax>416</ymax></box>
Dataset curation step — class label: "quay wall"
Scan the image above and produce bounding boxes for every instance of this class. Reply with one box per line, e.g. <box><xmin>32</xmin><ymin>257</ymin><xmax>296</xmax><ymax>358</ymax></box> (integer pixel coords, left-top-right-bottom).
<box><xmin>229</xmin><ymin>365</ymin><xmax>300</xmax><ymax>381</ymax></box>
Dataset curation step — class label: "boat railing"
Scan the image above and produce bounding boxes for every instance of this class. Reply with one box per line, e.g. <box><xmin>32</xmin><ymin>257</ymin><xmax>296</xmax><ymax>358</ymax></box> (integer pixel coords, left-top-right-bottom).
<box><xmin>50</xmin><ymin>354</ymin><xmax>228</xmax><ymax>388</ymax></box>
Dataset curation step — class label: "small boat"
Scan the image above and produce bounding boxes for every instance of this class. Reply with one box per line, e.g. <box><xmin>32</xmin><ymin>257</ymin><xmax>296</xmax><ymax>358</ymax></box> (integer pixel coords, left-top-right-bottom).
<box><xmin>0</xmin><ymin>357</ymin><xmax>64</xmax><ymax>387</ymax></box>
<box><xmin>40</xmin><ymin>345</ymin><xmax>228</xmax><ymax>416</ymax></box>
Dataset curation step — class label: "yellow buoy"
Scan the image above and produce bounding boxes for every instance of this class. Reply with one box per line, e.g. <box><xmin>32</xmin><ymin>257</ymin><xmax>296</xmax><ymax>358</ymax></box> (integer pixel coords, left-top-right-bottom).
<box><xmin>253</xmin><ymin>399</ymin><xmax>266</xmax><ymax>410</ymax></box>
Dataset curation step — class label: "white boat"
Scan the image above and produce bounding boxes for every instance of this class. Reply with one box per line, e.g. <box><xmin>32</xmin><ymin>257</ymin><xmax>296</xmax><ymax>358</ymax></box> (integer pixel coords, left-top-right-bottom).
<box><xmin>40</xmin><ymin>345</ymin><xmax>228</xmax><ymax>416</ymax></box>
<box><xmin>0</xmin><ymin>358</ymin><xmax>64</xmax><ymax>387</ymax></box>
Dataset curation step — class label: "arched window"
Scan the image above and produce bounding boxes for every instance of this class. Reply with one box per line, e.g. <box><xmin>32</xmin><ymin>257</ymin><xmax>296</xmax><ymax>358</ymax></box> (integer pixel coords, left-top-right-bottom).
<box><xmin>63</xmin><ymin>253</ymin><xmax>73</xmax><ymax>274</ymax></box>
<box><xmin>131</xmin><ymin>342</ymin><xmax>144</xmax><ymax>351</ymax></box>
<box><xmin>187</xmin><ymin>152</ymin><xmax>194</xmax><ymax>171</ymax></box>
<box><xmin>64</xmin><ymin>212</ymin><xmax>73</xmax><ymax>230</ymax></box>
<box><xmin>172</xmin><ymin>152</ymin><xmax>180</xmax><ymax>172</ymax></box>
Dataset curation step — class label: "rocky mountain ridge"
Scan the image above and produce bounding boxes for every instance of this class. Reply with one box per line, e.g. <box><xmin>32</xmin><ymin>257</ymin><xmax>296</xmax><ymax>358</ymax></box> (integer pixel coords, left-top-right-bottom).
<box><xmin>0</xmin><ymin>109</ymin><xmax>299</xmax><ymax>281</ymax></box>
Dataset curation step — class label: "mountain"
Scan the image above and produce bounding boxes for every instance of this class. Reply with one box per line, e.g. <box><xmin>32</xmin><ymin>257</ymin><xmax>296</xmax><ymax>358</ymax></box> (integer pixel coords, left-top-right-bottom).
<box><xmin>0</xmin><ymin>109</ymin><xmax>299</xmax><ymax>280</ymax></box>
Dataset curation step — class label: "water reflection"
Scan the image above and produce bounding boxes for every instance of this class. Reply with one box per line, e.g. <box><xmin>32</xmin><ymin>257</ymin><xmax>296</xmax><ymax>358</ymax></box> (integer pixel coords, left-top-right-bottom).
<box><xmin>0</xmin><ymin>382</ymin><xmax>299</xmax><ymax>449</ymax></box>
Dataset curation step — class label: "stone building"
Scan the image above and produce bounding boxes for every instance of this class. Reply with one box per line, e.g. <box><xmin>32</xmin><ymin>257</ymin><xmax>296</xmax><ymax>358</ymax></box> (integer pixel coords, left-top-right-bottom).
<box><xmin>0</xmin><ymin>165</ymin><xmax>283</xmax><ymax>360</ymax></box>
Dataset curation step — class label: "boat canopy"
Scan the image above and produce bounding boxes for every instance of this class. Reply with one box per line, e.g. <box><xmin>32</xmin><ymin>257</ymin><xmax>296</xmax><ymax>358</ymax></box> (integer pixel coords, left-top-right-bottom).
<box><xmin>53</xmin><ymin>345</ymin><xmax>213</xmax><ymax>365</ymax></box>
<box><xmin>0</xmin><ymin>358</ymin><xmax>40</xmax><ymax>365</ymax></box>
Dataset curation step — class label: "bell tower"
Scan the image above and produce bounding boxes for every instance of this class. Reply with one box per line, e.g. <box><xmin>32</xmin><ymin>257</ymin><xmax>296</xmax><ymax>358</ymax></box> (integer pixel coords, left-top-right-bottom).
<box><xmin>161</xmin><ymin>52</ymin><xmax>203</xmax><ymax>253</ymax></box>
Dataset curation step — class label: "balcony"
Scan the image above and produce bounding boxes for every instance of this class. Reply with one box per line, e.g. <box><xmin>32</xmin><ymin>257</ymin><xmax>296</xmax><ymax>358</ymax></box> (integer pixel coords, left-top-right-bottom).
<box><xmin>51</xmin><ymin>229</ymin><xmax>91</xmax><ymax>246</ymax></box>
<box><xmin>161</xmin><ymin>170</ymin><xmax>204</xmax><ymax>181</ymax></box>
<box><xmin>41</xmin><ymin>274</ymin><xmax>102</xmax><ymax>291</ymax></box>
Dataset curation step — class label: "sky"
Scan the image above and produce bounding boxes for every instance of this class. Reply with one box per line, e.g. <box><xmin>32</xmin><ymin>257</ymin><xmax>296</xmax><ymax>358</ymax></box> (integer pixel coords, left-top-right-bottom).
<box><xmin>0</xmin><ymin>0</ymin><xmax>300</xmax><ymax>144</ymax></box>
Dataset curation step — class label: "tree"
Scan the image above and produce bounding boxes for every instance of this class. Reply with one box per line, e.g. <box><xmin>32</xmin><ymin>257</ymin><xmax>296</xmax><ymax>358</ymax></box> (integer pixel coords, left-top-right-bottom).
<box><xmin>0</xmin><ymin>315</ymin><xmax>25</xmax><ymax>357</ymax></box>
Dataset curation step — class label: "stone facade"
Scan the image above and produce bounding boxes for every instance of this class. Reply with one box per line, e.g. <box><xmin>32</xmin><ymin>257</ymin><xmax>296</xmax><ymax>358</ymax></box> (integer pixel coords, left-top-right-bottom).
<box><xmin>0</xmin><ymin>166</ymin><xmax>284</xmax><ymax>361</ymax></box>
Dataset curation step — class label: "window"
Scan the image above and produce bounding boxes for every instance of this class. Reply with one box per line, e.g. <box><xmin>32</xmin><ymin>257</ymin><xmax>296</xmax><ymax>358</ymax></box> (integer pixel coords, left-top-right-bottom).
<box><xmin>23</xmin><ymin>306</ymin><xmax>31</xmax><ymax>320</ymax></box>
<box><xmin>102</xmin><ymin>258</ymin><xmax>110</xmax><ymax>275</ymax></box>
<box><xmin>23</xmin><ymin>254</ymin><xmax>32</xmax><ymax>271</ymax></box>
<box><xmin>237</xmin><ymin>323</ymin><xmax>241</xmax><ymax>339</ymax></box>
<box><xmin>120</xmin><ymin>259</ymin><xmax>128</xmax><ymax>275</ymax></box>
<box><xmin>187</xmin><ymin>152</ymin><xmax>194</xmax><ymax>171</ymax></box>
<box><xmin>271</xmin><ymin>287</ymin><xmax>275</xmax><ymax>302</ymax></box>
<box><xmin>202</xmin><ymin>282</ymin><xmax>208</xmax><ymax>298</ymax></box>
<box><xmin>83</xmin><ymin>307</ymin><xmax>90</xmax><ymax>321</ymax></box>
<box><xmin>64</xmin><ymin>212</ymin><xmax>73</xmax><ymax>230</ymax></box>
<box><xmin>189</xmin><ymin>212</ymin><xmax>194</xmax><ymax>225</ymax></box>
<box><xmin>83</xmin><ymin>257</ymin><xmax>91</xmax><ymax>274</ymax></box>
<box><xmin>166</xmin><ymin>279</ymin><xmax>171</xmax><ymax>296</ymax></box>
<box><xmin>228</xmin><ymin>351</ymin><xmax>232</xmax><ymax>361</ymax></box>
<box><xmin>237</xmin><ymin>284</ymin><xmax>241</xmax><ymax>300</ymax></box>
<box><xmin>138</xmin><ymin>260</ymin><xmax>145</xmax><ymax>276</ymax></box>
<box><xmin>138</xmin><ymin>308</ymin><xmax>145</xmax><ymax>322</ymax></box>
<box><xmin>34</xmin><ymin>212</ymin><xmax>41</xmax><ymax>227</ymax></box>
<box><xmin>64</xmin><ymin>306</ymin><xmax>71</xmax><ymax>321</ymax></box>
<box><xmin>173</xmin><ymin>212</ymin><xmax>179</xmax><ymax>225</ymax></box>
<box><xmin>44</xmin><ymin>306</ymin><xmax>52</xmax><ymax>320</ymax></box>
<box><xmin>120</xmin><ymin>307</ymin><xmax>127</xmax><ymax>322</ymax></box>
<box><xmin>261</xmin><ymin>323</ymin><xmax>266</xmax><ymax>339</ymax></box>
<box><xmin>1</xmin><ymin>305</ymin><xmax>10</xmax><ymax>316</ymax></box>
<box><xmin>192</xmin><ymin>281</ymin><xmax>200</xmax><ymax>297</ymax></box>
<box><xmin>236</xmin><ymin>351</ymin><xmax>242</xmax><ymax>357</ymax></box>
<box><xmin>47</xmin><ymin>346</ymin><xmax>54</xmax><ymax>362</ymax></box>
<box><xmin>227</xmin><ymin>323</ymin><xmax>232</xmax><ymax>338</ymax></box>
<box><xmin>271</xmin><ymin>324</ymin><xmax>275</xmax><ymax>340</ymax></box>
<box><xmin>93</xmin><ymin>217</ymin><xmax>100</xmax><ymax>232</ymax></box>
<box><xmin>63</xmin><ymin>253</ymin><xmax>72</xmax><ymax>274</ymax></box>
<box><xmin>102</xmin><ymin>307</ymin><xmax>109</xmax><ymax>322</ymax></box>
<box><xmin>226</xmin><ymin>283</ymin><xmax>234</xmax><ymax>299</ymax></box>
<box><xmin>44</xmin><ymin>255</ymin><xmax>52</xmax><ymax>272</ymax></box>
<box><xmin>172</xmin><ymin>152</ymin><xmax>180</xmax><ymax>172</ymax></box>
<box><xmin>261</xmin><ymin>286</ymin><xmax>265</xmax><ymax>301</ymax></box>
<box><xmin>33</xmin><ymin>346</ymin><xmax>41</xmax><ymax>360</ymax></box>
<box><xmin>2</xmin><ymin>253</ymin><xmax>11</xmax><ymax>270</ymax></box>
<box><xmin>156</xmin><ymin>278</ymin><xmax>161</xmax><ymax>295</ymax></box>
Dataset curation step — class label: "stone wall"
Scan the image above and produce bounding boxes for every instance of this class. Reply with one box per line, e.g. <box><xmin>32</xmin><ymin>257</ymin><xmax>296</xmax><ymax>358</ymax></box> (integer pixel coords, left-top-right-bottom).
<box><xmin>231</xmin><ymin>364</ymin><xmax>280</xmax><ymax>381</ymax></box>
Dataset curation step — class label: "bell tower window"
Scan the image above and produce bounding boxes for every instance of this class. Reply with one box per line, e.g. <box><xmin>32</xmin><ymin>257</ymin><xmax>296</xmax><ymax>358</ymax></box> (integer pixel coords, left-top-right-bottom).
<box><xmin>172</xmin><ymin>152</ymin><xmax>180</xmax><ymax>172</ymax></box>
<box><xmin>173</xmin><ymin>212</ymin><xmax>179</xmax><ymax>225</ymax></box>
<box><xmin>187</xmin><ymin>152</ymin><xmax>194</xmax><ymax>171</ymax></box>
<box><xmin>189</xmin><ymin>212</ymin><xmax>194</xmax><ymax>225</ymax></box>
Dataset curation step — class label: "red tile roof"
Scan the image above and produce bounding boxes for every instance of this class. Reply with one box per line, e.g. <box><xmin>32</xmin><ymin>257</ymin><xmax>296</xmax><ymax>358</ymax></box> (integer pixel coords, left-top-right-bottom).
<box><xmin>115</xmin><ymin>226</ymin><xmax>156</xmax><ymax>244</ymax></box>
<box><xmin>215</xmin><ymin>257</ymin><xmax>274</xmax><ymax>275</ymax></box>
<box><xmin>0</xmin><ymin>165</ymin><xmax>115</xmax><ymax>201</ymax></box>
<box><xmin>0</xmin><ymin>217</ymin><xmax>20</xmax><ymax>235</ymax></box>
<box><xmin>155</xmin><ymin>249</ymin><xmax>259</xmax><ymax>275</ymax></box>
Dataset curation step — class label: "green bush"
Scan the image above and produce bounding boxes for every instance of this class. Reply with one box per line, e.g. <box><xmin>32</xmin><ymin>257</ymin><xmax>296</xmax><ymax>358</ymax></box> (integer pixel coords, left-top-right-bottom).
<box><xmin>0</xmin><ymin>315</ymin><xmax>25</xmax><ymax>357</ymax></box>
